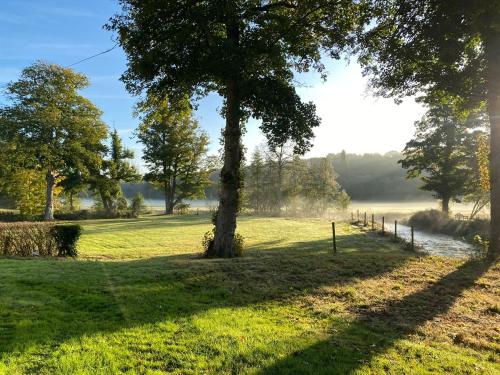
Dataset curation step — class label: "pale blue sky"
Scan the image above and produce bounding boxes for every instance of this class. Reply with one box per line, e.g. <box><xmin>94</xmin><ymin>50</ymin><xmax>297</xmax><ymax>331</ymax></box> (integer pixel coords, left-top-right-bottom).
<box><xmin>0</xmin><ymin>0</ymin><xmax>425</xmax><ymax>167</ymax></box>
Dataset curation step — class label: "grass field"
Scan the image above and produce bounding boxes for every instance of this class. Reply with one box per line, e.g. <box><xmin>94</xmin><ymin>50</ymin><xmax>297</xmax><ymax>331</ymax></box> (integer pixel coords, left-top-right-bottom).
<box><xmin>0</xmin><ymin>214</ymin><xmax>498</xmax><ymax>374</ymax></box>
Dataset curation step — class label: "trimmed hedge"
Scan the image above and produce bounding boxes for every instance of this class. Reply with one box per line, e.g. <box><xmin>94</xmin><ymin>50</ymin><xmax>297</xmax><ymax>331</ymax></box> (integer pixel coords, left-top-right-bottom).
<box><xmin>54</xmin><ymin>209</ymin><xmax>136</xmax><ymax>221</ymax></box>
<box><xmin>51</xmin><ymin>224</ymin><xmax>82</xmax><ymax>257</ymax></box>
<box><xmin>0</xmin><ymin>222</ymin><xmax>82</xmax><ymax>257</ymax></box>
<box><xmin>0</xmin><ymin>211</ymin><xmax>37</xmax><ymax>222</ymax></box>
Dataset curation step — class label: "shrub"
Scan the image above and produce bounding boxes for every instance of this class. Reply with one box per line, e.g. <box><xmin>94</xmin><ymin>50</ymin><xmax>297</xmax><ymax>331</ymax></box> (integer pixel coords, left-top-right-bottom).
<box><xmin>54</xmin><ymin>210</ymin><xmax>92</xmax><ymax>221</ymax></box>
<box><xmin>202</xmin><ymin>229</ymin><xmax>245</xmax><ymax>258</ymax></box>
<box><xmin>0</xmin><ymin>211</ymin><xmax>29</xmax><ymax>222</ymax></box>
<box><xmin>54</xmin><ymin>209</ymin><xmax>137</xmax><ymax>221</ymax></box>
<box><xmin>51</xmin><ymin>224</ymin><xmax>82</xmax><ymax>257</ymax></box>
<box><xmin>408</xmin><ymin>209</ymin><xmax>489</xmax><ymax>243</ymax></box>
<box><xmin>175</xmin><ymin>202</ymin><xmax>190</xmax><ymax>215</ymax></box>
<box><xmin>0</xmin><ymin>222</ymin><xmax>82</xmax><ymax>257</ymax></box>
<box><xmin>408</xmin><ymin>209</ymin><xmax>449</xmax><ymax>231</ymax></box>
<box><xmin>0</xmin><ymin>222</ymin><xmax>57</xmax><ymax>256</ymax></box>
<box><xmin>116</xmin><ymin>197</ymin><xmax>129</xmax><ymax>211</ymax></box>
<box><xmin>130</xmin><ymin>193</ymin><xmax>146</xmax><ymax>218</ymax></box>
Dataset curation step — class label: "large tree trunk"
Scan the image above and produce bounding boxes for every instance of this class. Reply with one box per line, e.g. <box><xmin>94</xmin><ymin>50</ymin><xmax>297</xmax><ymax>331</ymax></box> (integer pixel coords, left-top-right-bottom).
<box><xmin>485</xmin><ymin>32</ymin><xmax>500</xmax><ymax>260</ymax></box>
<box><xmin>99</xmin><ymin>189</ymin><xmax>111</xmax><ymax>214</ymax></box>
<box><xmin>213</xmin><ymin>78</ymin><xmax>242</xmax><ymax>257</ymax></box>
<box><xmin>165</xmin><ymin>176</ymin><xmax>176</xmax><ymax>214</ymax></box>
<box><xmin>166</xmin><ymin>198</ymin><xmax>175</xmax><ymax>214</ymax></box>
<box><xmin>441</xmin><ymin>196</ymin><xmax>450</xmax><ymax>215</ymax></box>
<box><xmin>164</xmin><ymin>181</ymin><xmax>171</xmax><ymax>214</ymax></box>
<box><xmin>44</xmin><ymin>170</ymin><xmax>55</xmax><ymax>221</ymax></box>
<box><xmin>277</xmin><ymin>160</ymin><xmax>283</xmax><ymax>215</ymax></box>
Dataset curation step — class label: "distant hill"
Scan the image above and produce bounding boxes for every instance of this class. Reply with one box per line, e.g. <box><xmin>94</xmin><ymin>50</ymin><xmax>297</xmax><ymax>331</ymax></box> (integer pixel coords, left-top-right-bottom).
<box><xmin>327</xmin><ymin>151</ymin><xmax>432</xmax><ymax>201</ymax></box>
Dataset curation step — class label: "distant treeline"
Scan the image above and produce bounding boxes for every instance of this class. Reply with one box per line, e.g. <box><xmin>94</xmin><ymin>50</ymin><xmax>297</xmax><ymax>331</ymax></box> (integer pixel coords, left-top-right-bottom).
<box><xmin>14</xmin><ymin>149</ymin><xmax>470</xmax><ymax>207</ymax></box>
<box><xmin>114</xmin><ymin>151</ymin><xmax>432</xmax><ymax>202</ymax></box>
<box><xmin>329</xmin><ymin>151</ymin><xmax>431</xmax><ymax>201</ymax></box>
<box><xmin>0</xmin><ymin>151</ymin><xmax>430</xmax><ymax>207</ymax></box>
<box><xmin>120</xmin><ymin>173</ymin><xmax>220</xmax><ymax>201</ymax></box>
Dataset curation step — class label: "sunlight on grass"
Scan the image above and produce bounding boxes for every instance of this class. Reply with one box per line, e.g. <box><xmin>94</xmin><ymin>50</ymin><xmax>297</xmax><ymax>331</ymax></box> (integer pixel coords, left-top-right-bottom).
<box><xmin>0</xmin><ymin>214</ymin><xmax>498</xmax><ymax>374</ymax></box>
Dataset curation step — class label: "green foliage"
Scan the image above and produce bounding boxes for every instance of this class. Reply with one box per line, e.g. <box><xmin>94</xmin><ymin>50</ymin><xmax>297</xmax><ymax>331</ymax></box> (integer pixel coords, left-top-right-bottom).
<box><xmin>203</xmin><ymin>208</ymin><xmax>244</xmax><ymax>257</ymax></box>
<box><xmin>408</xmin><ymin>209</ymin><xmax>489</xmax><ymax>244</ymax></box>
<box><xmin>0</xmin><ymin>222</ymin><xmax>56</xmax><ymax>256</ymax></box>
<box><xmin>106</xmin><ymin>1</ymin><xmax>363</xmax><ymax>150</ymax></box>
<box><xmin>51</xmin><ymin>224</ymin><xmax>82</xmax><ymax>257</ymax></box>
<box><xmin>4</xmin><ymin>168</ymin><xmax>47</xmax><ymax>217</ymax></box>
<box><xmin>463</xmin><ymin>132</ymin><xmax>491</xmax><ymax>219</ymax></box>
<box><xmin>0</xmin><ymin>222</ymin><xmax>82</xmax><ymax>257</ymax></box>
<box><xmin>331</xmin><ymin>151</ymin><xmax>432</xmax><ymax>201</ymax></box>
<box><xmin>399</xmin><ymin>104</ymin><xmax>487</xmax><ymax>213</ymax></box>
<box><xmin>135</xmin><ymin>94</ymin><xmax>211</xmax><ymax>214</ymax></box>
<box><xmin>359</xmin><ymin>0</ymin><xmax>497</xmax><ymax>108</ymax></box>
<box><xmin>174</xmin><ymin>202</ymin><xmax>190</xmax><ymax>215</ymax></box>
<box><xmin>473</xmin><ymin>235</ymin><xmax>489</xmax><ymax>258</ymax></box>
<box><xmin>0</xmin><ymin>62</ymin><xmax>108</xmax><ymax>220</ymax></box>
<box><xmin>358</xmin><ymin>0</ymin><xmax>500</xmax><ymax>258</ymax></box>
<box><xmin>130</xmin><ymin>193</ymin><xmax>146</xmax><ymax>218</ymax></box>
<box><xmin>245</xmin><ymin>149</ymin><xmax>349</xmax><ymax>216</ymax></box>
<box><xmin>90</xmin><ymin>130</ymin><xmax>140</xmax><ymax>213</ymax></box>
<box><xmin>335</xmin><ymin>189</ymin><xmax>351</xmax><ymax>211</ymax></box>
<box><xmin>107</xmin><ymin>0</ymin><xmax>369</xmax><ymax>256</ymax></box>
<box><xmin>202</xmin><ymin>227</ymin><xmax>244</xmax><ymax>258</ymax></box>
<box><xmin>246</xmin><ymin>148</ymin><xmax>265</xmax><ymax>212</ymax></box>
<box><xmin>301</xmin><ymin>157</ymin><xmax>342</xmax><ymax>214</ymax></box>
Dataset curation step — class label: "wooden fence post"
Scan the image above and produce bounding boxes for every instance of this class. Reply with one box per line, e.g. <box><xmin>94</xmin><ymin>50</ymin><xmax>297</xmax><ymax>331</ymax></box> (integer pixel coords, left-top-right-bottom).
<box><xmin>364</xmin><ymin>212</ymin><xmax>367</xmax><ymax>226</ymax></box>
<box><xmin>371</xmin><ymin>214</ymin><xmax>374</xmax><ymax>230</ymax></box>
<box><xmin>382</xmin><ymin>216</ymin><xmax>385</xmax><ymax>235</ymax></box>
<box><xmin>332</xmin><ymin>222</ymin><xmax>337</xmax><ymax>254</ymax></box>
<box><xmin>411</xmin><ymin>226</ymin><xmax>414</xmax><ymax>250</ymax></box>
<box><xmin>394</xmin><ymin>220</ymin><xmax>398</xmax><ymax>240</ymax></box>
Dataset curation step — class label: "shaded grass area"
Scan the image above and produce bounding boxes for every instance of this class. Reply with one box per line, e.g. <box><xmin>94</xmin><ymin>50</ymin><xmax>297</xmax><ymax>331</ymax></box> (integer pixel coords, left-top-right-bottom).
<box><xmin>0</xmin><ymin>214</ymin><xmax>498</xmax><ymax>374</ymax></box>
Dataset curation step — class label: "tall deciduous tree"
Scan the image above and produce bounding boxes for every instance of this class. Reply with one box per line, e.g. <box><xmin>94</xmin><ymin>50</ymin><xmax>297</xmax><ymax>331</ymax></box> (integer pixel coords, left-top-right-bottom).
<box><xmin>246</xmin><ymin>148</ymin><xmax>265</xmax><ymax>212</ymax></box>
<box><xmin>90</xmin><ymin>130</ymin><xmax>140</xmax><ymax>213</ymax></box>
<box><xmin>265</xmin><ymin>142</ymin><xmax>295</xmax><ymax>213</ymax></box>
<box><xmin>399</xmin><ymin>104</ymin><xmax>478</xmax><ymax>214</ymax></box>
<box><xmin>108</xmin><ymin>0</ymin><xmax>367</xmax><ymax>257</ymax></box>
<box><xmin>0</xmin><ymin>62</ymin><xmax>108</xmax><ymax>220</ymax></box>
<box><xmin>135</xmin><ymin>95</ymin><xmax>210</xmax><ymax>214</ymax></box>
<box><xmin>359</xmin><ymin>0</ymin><xmax>500</xmax><ymax>258</ymax></box>
<box><xmin>303</xmin><ymin>157</ymin><xmax>341</xmax><ymax>215</ymax></box>
<box><xmin>464</xmin><ymin>132</ymin><xmax>491</xmax><ymax>220</ymax></box>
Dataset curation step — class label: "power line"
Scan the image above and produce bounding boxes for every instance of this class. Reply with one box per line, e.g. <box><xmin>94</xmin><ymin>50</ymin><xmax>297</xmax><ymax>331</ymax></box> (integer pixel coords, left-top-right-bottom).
<box><xmin>66</xmin><ymin>43</ymin><xmax>119</xmax><ymax>68</ymax></box>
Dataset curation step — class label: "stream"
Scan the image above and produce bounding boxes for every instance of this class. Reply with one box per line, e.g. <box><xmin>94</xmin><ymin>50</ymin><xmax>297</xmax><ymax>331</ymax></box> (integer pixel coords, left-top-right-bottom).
<box><xmin>383</xmin><ymin>223</ymin><xmax>479</xmax><ymax>258</ymax></box>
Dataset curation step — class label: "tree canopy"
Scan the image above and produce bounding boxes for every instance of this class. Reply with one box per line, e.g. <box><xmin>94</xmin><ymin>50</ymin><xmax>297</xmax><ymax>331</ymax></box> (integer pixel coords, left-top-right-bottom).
<box><xmin>358</xmin><ymin>0</ymin><xmax>500</xmax><ymax>258</ymax></box>
<box><xmin>0</xmin><ymin>62</ymin><xmax>108</xmax><ymax>220</ymax></box>
<box><xmin>90</xmin><ymin>130</ymin><xmax>140</xmax><ymax>213</ymax></box>
<box><xmin>108</xmin><ymin>0</ymin><xmax>369</xmax><ymax>257</ymax></box>
<box><xmin>135</xmin><ymin>95</ymin><xmax>211</xmax><ymax>214</ymax></box>
<box><xmin>399</xmin><ymin>104</ymin><xmax>487</xmax><ymax>213</ymax></box>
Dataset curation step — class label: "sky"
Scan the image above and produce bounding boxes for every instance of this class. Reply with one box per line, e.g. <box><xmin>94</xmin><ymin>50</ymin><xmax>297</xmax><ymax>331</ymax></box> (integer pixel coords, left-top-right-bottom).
<box><xmin>0</xmin><ymin>0</ymin><xmax>426</xmax><ymax>166</ymax></box>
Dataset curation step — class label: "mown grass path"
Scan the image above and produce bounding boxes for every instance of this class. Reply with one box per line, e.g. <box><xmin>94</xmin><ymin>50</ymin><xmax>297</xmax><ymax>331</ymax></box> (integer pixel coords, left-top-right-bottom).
<box><xmin>0</xmin><ymin>214</ymin><xmax>498</xmax><ymax>374</ymax></box>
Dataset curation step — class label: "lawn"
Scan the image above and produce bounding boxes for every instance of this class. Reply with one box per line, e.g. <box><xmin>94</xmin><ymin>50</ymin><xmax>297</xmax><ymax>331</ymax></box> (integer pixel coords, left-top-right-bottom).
<box><xmin>0</xmin><ymin>214</ymin><xmax>498</xmax><ymax>374</ymax></box>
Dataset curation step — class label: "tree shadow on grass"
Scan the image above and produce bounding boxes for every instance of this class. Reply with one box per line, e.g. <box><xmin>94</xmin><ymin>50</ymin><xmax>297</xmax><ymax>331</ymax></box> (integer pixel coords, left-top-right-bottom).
<box><xmin>0</xmin><ymin>233</ymin><xmax>409</xmax><ymax>360</ymax></box>
<box><xmin>260</xmin><ymin>257</ymin><xmax>496</xmax><ymax>374</ymax></box>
